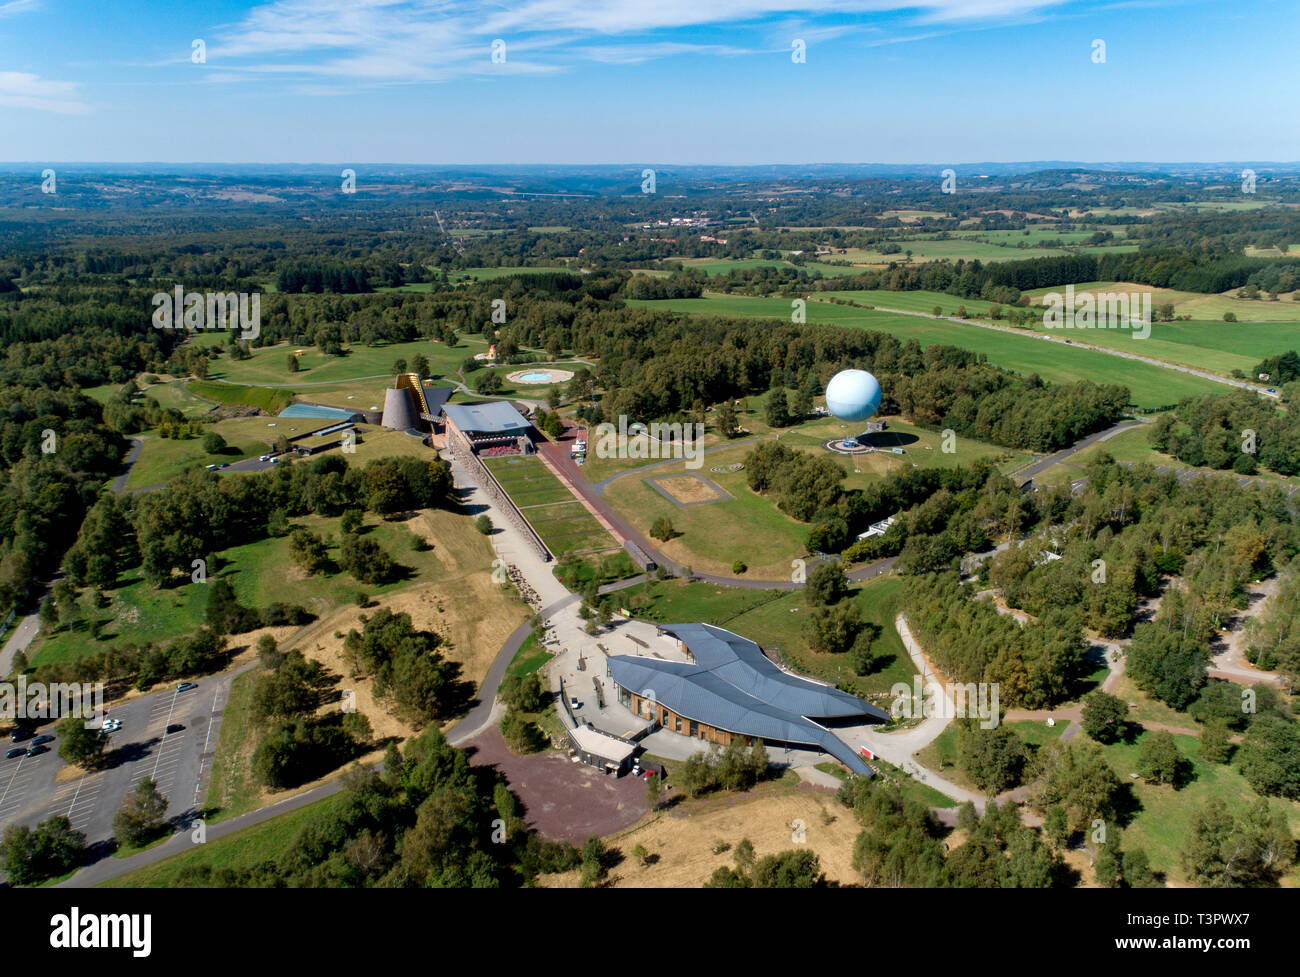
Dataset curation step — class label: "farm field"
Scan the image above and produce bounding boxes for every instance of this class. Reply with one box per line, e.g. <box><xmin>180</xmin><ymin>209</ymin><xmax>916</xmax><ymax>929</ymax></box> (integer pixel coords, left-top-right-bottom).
<box><xmin>816</xmin><ymin>289</ymin><xmax>1000</xmax><ymax>317</ymax></box>
<box><xmin>377</xmin><ymin>267</ymin><xmax>573</xmax><ymax>289</ymax></box>
<box><xmin>1021</xmin><ymin>280</ymin><xmax>1300</xmax><ymax>324</ymax></box>
<box><xmin>825</xmin><ymin>286</ymin><xmax>1300</xmax><ymax>378</ymax></box>
<box><xmin>629</xmin><ymin>293</ymin><xmax>1227</xmax><ymax>410</ymax></box>
<box><xmin>484</xmin><ymin>455</ymin><xmax>616</xmax><ymax>556</ymax></box>
<box><xmin>824</xmin><ymin>238</ymin><xmax>1072</xmax><ymax>265</ymax></box>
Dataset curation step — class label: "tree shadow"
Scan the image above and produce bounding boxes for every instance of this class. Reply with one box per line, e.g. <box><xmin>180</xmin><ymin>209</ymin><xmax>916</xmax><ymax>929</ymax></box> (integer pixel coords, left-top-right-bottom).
<box><xmin>1113</xmin><ymin>782</ymin><xmax>1143</xmax><ymax>828</ymax></box>
<box><xmin>862</xmin><ymin>431</ymin><xmax>920</xmax><ymax>450</ymax></box>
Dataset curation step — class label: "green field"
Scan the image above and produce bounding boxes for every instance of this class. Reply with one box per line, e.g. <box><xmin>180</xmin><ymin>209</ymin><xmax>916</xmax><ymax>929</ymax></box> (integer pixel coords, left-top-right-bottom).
<box><xmin>30</xmin><ymin>511</ymin><xmax>445</xmax><ymax>668</ymax></box>
<box><xmin>187</xmin><ymin>380</ymin><xmax>294</xmax><ymax>414</ymax></box>
<box><xmin>105</xmin><ymin>793</ymin><xmax>338</xmax><ymax>887</ymax></box>
<box><xmin>1092</xmin><ymin>728</ymin><xmax>1300</xmax><ymax>886</ymax></box>
<box><xmin>1022</xmin><ymin>280</ymin><xmax>1300</xmax><ymax>325</ymax></box>
<box><xmin>604</xmin><ymin>442</ymin><xmax>810</xmax><ymax>580</ymax></box>
<box><xmin>212</xmin><ymin>339</ymin><xmax>473</xmax><ymax>389</ymax></box>
<box><xmin>484</xmin><ymin>455</ymin><xmax>615</xmax><ymax>557</ymax></box>
<box><xmin>124</xmin><ymin>420</ymin><xmax>272</xmax><ymax>488</ymax></box>
<box><xmin>817</xmin><ymin>289</ymin><xmax>1000</xmax><ymax>317</ymax></box>
<box><xmin>824</xmin><ymin>238</ymin><xmax>1072</xmax><ymax>265</ymax></box>
<box><xmin>628</xmin><ymin>293</ymin><xmax>1230</xmax><ymax>410</ymax></box>
<box><xmin>376</xmin><ymin>266</ymin><xmax>574</xmax><ymax>290</ymax></box>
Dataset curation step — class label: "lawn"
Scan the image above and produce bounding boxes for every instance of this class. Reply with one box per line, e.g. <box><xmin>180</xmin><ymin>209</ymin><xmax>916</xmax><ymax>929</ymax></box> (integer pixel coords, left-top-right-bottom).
<box><xmin>1092</xmin><ymin>728</ymin><xmax>1300</xmax><ymax>885</ymax></box>
<box><xmin>484</xmin><ymin>455</ymin><xmax>616</xmax><ymax>557</ymax></box>
<box><xmin>600</xmin><ymin>420</ymin><xmax>1028</xmax><ymax>581</ymax></box>
<box><xmin>504</xmin><ymin>632</ymin><xmax>554</xmax><ymax>686</ymax></box>
<box><xmin>628</xmin><ymin>293</ymin><xmax>1228</xmax><ymax>410</ymax></box>
<box><xmin>123</xmin><ymin>417</ymin><xmax>278</xmax><ymax>488</ymax></box>
<box><xmin>202</xmin><ymin>668</ymin><xmax>261</xmax><ymax>822</ymax></box>
<box><xmin>29</xmin><ymin>510</ymin><xmax>448</xmax><ymax>669</ymax></box>
<box><xmin>603</xmin><ymin>441</ymin><xmax>811</xmax><ymax>580</ymax></box>
<box><xmin>212</xmin><ymin>338</ymin><xmax>476</xmax><ymax>389</ymax></box>
<box><xmin>104</xmin><ymin>793</ymin><xmax>338</xmax><ymax>886</ymax></box>
<box><xmin>187</xmin><ymin>380</ymin><xmax>294</xmax><ymax>414</ymax></box>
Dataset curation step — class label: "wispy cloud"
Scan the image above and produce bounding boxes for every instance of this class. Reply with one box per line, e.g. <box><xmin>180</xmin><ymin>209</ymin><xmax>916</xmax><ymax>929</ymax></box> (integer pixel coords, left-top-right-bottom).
<box><xmin>0</xmin><ymin>71</ymin><xmax>87</xmax><ymax>113</ymax></box>
<box><xmin>0</xmin><ymin>0</ymin><xmax>40</xmax><ymax>17</ymax></box>
<box><xmin>198</xmin><ymin>0</ymin><xmax>1082</xmax><ymax>88</ymax></box>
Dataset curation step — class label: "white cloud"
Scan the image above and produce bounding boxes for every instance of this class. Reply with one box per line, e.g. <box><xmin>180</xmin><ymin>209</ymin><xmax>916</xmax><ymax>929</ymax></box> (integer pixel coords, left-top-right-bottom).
<box><xmin>0</xmin><ymin>0</ymin><xmax>40</xmax><ymax>17</ymax></box>
<box><xmin>200</xmin><ymin>0</ymin><xmax>1083</xmax><ymax>87</ymax></box>
<box><xmin>0</xmin><ymin>70</ymin><xmax>87</xmax><ymax>113</ymax></box>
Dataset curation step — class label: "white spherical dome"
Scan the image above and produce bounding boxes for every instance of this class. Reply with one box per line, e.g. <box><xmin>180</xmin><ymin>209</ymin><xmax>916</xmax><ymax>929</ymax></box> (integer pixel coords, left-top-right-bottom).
<box><xmin>825</xmin><ymin>369</ymin><xmax>882</xmax><ymax>423</ymax></box>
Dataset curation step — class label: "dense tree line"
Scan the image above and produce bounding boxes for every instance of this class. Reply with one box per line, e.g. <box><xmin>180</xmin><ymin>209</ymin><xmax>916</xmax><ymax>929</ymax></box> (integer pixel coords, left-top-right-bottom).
<box><xmin>1150</xmin><ymin>389</ymin><xmax>1300</xmax><ymax>476</ymax></box>
<box><xmin>165</xmin><ymin>727</ymin><xmax>582</xmax><ymax>887</ymax></box>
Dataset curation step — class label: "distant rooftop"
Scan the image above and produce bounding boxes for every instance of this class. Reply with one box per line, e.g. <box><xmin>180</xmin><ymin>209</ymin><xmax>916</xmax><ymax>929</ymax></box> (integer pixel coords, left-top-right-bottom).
<box><xmin>442</xmin><ymin>400</ymin><xmax>530</xmax><ymax>434</ymax></box>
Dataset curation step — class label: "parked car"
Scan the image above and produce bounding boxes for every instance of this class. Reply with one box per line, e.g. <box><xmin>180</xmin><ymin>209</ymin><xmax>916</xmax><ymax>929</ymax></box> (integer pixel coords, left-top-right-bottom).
<box><xmin>569</xmin><ymin>698</ymin><xmax>581</xmax><ymax>710</ymax></box>
<box><xmin>165</xmin><ymin>723</ymin><xmax>185</xmax><ymax>734</ymax></box>
<box><xmin>177</xmin><ymin>682</ymin><xmax>198</xmax><ymax>692</ymax></box>
<box><xmin>259</xmin><ymin>455</ymin><xmax>269</xmax><ymax>462</ymax></box>
<box><xmin>102</xmin><ymin>718</ymin><xmax>121</xmax><ymax>731</ymax></box>
<box><xmin>31</xmin><ymin>735</ymin><xmax>54</xmax><ymax>746</ymax></box>
<box><xmin>25</xmin><ymin>745</ymin><xmax>46</xmax><ymax>758</ymax></box>
<box><xmin>9</xmin><ymin>728</ymin><xmax>31</xmax><ymax>742</ymax></box>
<box><xmin>6</xmin><ymin>747</ymin><xmax>26</xmax><ymax>759</ymax></box>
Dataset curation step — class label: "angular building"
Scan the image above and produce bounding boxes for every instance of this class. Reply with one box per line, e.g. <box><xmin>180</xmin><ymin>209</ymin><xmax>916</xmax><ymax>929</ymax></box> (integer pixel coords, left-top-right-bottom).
<box><xmin>608</xmin><ymin>623</ymin><xmax>889</xmax><ymax>775</ymax></box>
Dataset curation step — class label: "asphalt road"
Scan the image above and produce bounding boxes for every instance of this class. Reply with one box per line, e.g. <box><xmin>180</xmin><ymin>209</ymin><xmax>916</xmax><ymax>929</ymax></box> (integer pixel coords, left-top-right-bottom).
<box><xmin>0</xmin><ymin>678</ymin><xmax>234</xmax><ymax>851</ymax></box>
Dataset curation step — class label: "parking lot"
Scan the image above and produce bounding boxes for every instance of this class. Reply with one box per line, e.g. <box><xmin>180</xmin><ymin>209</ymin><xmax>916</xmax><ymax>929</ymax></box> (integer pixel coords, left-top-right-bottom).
<box><xmin>0</xmin><ymin>678</ymin><xmax>231</xmax><ymax>845</ymax></box>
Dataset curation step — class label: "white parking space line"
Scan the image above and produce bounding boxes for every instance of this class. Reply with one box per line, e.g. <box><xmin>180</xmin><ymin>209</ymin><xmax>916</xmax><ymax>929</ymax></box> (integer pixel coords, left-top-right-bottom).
<box><xmin>0</xmin><ymin>756</ymin><xmax>29</xmax><ymax>810</ymax></box>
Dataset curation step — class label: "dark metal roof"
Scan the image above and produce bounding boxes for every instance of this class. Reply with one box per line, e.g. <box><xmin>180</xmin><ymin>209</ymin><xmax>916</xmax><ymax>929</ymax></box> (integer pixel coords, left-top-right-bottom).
<box><xmin>608</xmin><ymin>623</ymin><xmax>888</xmax><ymax>776</ymax></box>
<box><xmin>443</xmin><ymin>400</ymin><xmax>530</xmax><ymax>434</ymax></box>
<box><xmin>423</xmin><ymin>385</ymin><xmax>454</xmax><ymax>416</ymax></box>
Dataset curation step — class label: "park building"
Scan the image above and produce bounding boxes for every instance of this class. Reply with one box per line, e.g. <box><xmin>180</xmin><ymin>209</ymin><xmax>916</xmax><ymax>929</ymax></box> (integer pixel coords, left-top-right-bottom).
<box><xmin>606</xmin><ymin>623</ymin><xmax>889</xmax><ymax>776</ymax></box>
<box><xmin>443</xmin><ymin>400</ymin><xmax>535</xmax><ymax>459</ymax></box>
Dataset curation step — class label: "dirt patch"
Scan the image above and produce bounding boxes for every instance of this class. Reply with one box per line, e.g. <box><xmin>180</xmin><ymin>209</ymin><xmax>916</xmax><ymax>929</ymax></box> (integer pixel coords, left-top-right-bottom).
<box><xmin>654</xmin><ymin>474</ymin><xmax>723</xmax><ymax>504</ymax></box>
<box><xmin>539</xmin><ymin>784</ymin><xmax>861</xmax><ymax>887</ymax></box>
<box><xmin>220</xmin><ymin>506</ymin><xmax>530</xmax><ymax>810</ymax></box>
<box><xmin>463</xmin><ymin>726</ymin><xmax>647</xmax><ymax>843</ymax></box>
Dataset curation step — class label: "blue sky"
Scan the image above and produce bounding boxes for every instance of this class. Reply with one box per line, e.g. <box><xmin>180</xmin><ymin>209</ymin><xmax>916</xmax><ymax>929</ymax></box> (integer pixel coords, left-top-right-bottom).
<box><xmin>0</xmin><ymin>0</ymin><xmax>1295</xmax><ymax>164</ymax></box>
